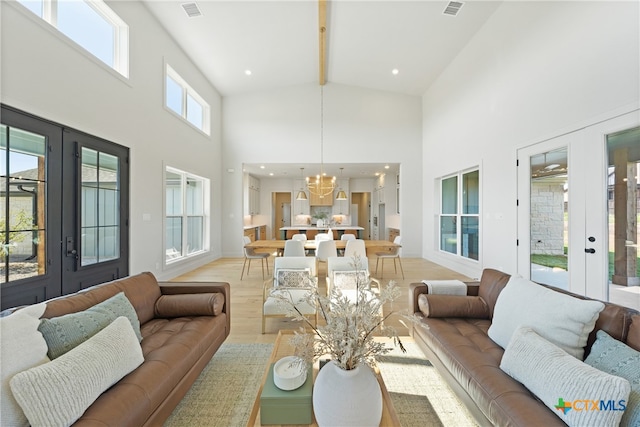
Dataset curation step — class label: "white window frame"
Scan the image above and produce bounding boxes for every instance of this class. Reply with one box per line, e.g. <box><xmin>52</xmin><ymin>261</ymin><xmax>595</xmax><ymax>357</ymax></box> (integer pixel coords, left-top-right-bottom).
<box><xmin>15</xmin><ymin>0</ymin><xmax>129</xmax><ymax>78</ymax></box>
<box><xmin>438</xmin><ymin>167</ymin><xmax>480</xmax><ymax>262</ymax></box>
<box><xmin>164</xmin><ymin>64</ymin><xmax>211</xmax><ymax>135</ymax></box>
<box><xmin>164</xmin><ymin>166</ymin><xmax>210</xmax><ymax>265</ymax></box>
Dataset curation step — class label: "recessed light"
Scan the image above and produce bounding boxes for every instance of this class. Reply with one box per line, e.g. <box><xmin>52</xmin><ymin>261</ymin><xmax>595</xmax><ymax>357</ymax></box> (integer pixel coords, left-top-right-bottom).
<box><xmin>245</xmin><ymin>70</ymin><xmax>252</xmax><ymax>76</ymax></box>
<box><xmin>269</xmin><ymin>172</ymin><xmax>274</xmax><ymax>176</ymax></box>
<box><xmin>260</xmin><ymin>165</ymin><xmax>265</xmax><ymax>169</ymax></box>
<box><xmin>384</xmin><ymin>165</ymin><xmax>390</xmax><ymax>169</ymax></box>
<box><xmin>391</xmin><ymin>69</ymin><xmax>399</xmax><ymax>75</ymax></box>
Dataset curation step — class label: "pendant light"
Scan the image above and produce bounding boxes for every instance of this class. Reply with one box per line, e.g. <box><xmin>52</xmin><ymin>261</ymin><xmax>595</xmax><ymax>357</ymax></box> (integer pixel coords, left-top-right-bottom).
<box><xmin>336</xmin><ymin>168</ymin><xmax>347</xmax><ymax>200</ymax></box>
<box><xmin>306</xmin><ymin>86</ymin><xmax>337</xmax><ymax>198</ymax></box>
<box><xmin>296</xmin><ymin>168</ymin><xmax>308</xmax><ymax>201</ymax></box>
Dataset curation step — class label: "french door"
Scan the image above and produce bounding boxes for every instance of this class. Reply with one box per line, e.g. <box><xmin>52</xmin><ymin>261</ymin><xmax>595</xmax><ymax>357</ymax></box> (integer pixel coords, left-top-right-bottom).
<box><xmin>1</xmin><ymin>105</ymin><xmax>129</xmax><ymax>310</ymax></box>
<box><xmin>517</xmin><ymin>110</ymin><xmax>639</xmax><ymax>301</ymax></box>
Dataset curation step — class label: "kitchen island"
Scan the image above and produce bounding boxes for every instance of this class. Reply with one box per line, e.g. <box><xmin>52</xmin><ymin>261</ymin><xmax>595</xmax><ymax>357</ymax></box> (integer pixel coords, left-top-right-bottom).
<box><xmin>279</xmin><ymin>226</ymin><xmax>364</xmax><ymax>240</ymax></box>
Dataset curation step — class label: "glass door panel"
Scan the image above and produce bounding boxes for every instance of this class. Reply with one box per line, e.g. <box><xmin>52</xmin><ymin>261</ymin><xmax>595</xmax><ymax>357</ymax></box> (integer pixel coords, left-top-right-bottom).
<box><xmin>607</xmin><ymin>126</ymin><xmax>640</xmax><ymax>308</ymax></box>
<box><xmin>80</xmin><ymin>148</ymin><xmax>120</xmax><ymax>266</ymax></box>
<box><xmin>0</xmin><ymin>124</ymin><xmax>47</xmax><ymax>283</ymax></box>
<box><xmin>529</xmin><ymin>147</ymin><xmax>569</xmax><ymax>289</ymax></box>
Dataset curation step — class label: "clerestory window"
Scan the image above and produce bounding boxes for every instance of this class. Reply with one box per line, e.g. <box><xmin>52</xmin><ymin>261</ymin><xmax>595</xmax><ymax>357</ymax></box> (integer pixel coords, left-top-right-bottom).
<box><xmin>165</xmin><ymin>64</ymin><xmax>211</xmax><ymax>135</ymax></box>
<box><xmin>16</xmin><ymin>0</ymin><xmax>129</xmax><ymax>78</ymax></box>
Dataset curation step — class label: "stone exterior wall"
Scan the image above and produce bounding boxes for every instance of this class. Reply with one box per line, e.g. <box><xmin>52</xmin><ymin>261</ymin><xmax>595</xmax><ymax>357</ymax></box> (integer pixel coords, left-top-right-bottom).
<box><xmin>531</xmin><ymin>180</ymin><xmax>565</xmax><ymax>255</ymax></box>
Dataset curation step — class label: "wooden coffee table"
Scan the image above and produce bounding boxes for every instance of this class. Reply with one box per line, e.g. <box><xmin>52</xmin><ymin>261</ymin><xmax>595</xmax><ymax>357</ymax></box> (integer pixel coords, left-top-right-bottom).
<box><xmin>246</xmin><ymin>330</ymin><xmax>401</xmax><ymax>427</ymax></box>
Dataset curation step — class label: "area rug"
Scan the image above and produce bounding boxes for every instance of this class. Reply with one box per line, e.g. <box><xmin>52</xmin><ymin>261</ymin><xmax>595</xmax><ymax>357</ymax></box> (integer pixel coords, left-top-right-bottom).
<box><xmin>164</xmin><ymin>343</ymin><xmax>273</xmax><ymax>427</ymax></box>
<box><xmin>164</xmin><ymin>341</ymin><xmax>478</xmax><ymax>427</ymax></box>
<box><xmin>377</xmin><ymin>341</ymin><xmax>478</xmax><ymax>427</ymax></box>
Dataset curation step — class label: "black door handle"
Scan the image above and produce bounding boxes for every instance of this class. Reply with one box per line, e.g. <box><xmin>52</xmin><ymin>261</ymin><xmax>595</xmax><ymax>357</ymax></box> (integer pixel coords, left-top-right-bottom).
<box><xmin>585</xmin><ymin>248</ymin><xmax>596</xmax><ymax>254</ymax></box>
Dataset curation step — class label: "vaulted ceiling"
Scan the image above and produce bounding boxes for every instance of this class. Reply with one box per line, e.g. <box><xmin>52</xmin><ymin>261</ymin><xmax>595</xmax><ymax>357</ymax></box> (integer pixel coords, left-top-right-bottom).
<box><xmin>143</xmin><ymin>0</ymin><xmax>502</xmax><ymax>97</ymax></box>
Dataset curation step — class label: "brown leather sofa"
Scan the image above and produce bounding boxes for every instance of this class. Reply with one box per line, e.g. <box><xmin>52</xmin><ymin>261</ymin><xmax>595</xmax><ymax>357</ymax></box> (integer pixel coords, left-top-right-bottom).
<box><xmin>6</xmin><ymin>271</ymin><xmax>231</xmax><ymax>427</ymax></box>
<box><xmin>410</xmin><ymin>268</ymin><xmax>640</xmax><ymax>427</ymax></box>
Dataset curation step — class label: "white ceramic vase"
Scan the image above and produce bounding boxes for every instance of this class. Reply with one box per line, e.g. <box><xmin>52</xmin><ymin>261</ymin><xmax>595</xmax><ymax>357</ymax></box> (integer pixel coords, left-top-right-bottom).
<box><xmin>313</xmin><ymin>361</ymin><xmax>382</xmax><ymax>427</ymax></box>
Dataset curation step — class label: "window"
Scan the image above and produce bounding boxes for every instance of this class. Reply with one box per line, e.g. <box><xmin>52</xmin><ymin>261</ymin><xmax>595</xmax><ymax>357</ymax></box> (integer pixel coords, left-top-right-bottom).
<box><xmin>16</xmin><ymin>0</ymin><xmax>129</xmax><ymax>77</ymax></box>
<box><xmin>439</xmin><ymin>169</ymin><xmax>479</xmax><ymax>260</ymax></box>
<box><xmin>165</xmin><ymin>167</ymin><xmax>208</xmax><ymax>263</ymax></box>
<box><xmin>165</xmin><ymin>64</ymin><xmax>211</xmax><ymax>135</ymax></box>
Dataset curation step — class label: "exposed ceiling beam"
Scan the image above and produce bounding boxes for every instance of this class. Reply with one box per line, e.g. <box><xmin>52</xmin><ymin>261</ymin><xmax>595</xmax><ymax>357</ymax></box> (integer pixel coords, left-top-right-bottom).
<box><xmin>319</xmin><ymin>0</ymin><xmax>327</xmax><ymax>85</ymax></box>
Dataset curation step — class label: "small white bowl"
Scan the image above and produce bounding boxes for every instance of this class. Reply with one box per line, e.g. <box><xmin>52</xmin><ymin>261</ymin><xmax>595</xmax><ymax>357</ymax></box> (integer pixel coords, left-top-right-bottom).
<box><xmin>273</xmin><ymin>356</ymin><xmax>306</xmax><ymax>391</ymax></box>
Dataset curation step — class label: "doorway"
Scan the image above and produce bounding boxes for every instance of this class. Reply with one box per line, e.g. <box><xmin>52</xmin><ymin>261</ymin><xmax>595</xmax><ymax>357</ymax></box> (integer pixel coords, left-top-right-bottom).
<box><xmin>1</xmin><ymin>105</ymin><xmax>129</xmax><ymax>310</ymax></box>
<box><xmin>273</xmin><ymin>192</ymin><xmax>291</xmax><ymax>239</ymax></box>
<box><xmin>351</xmin><ymin>192</ymin><xmax>371</xmax><ymax>239</ymax></box>
<box><xmin>517</xmin><ymin>110</ymin><xmax>640</xmax><ymax>307</ymax></box>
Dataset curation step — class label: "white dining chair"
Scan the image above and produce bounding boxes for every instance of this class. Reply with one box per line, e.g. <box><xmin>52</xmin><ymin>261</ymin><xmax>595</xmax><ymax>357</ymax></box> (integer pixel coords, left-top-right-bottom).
<box><xmin>375</xmin><ymin>236</ymin><xmax>404</xmax><ymax>279</ymax></box>
<box><xmin>315</xmin><ymin>232</ymin><xmax>332</xmax><ymax>241</ymax></box>
<box><xmin>315</xmin><ymin>239</ymin><xmax>337</xmax><ymax>275</ymax></box>
<box><xmin>241</xmin><ymin>235</ymin><xmax>270</xmax><ymax>280</ymax></box>
<box><xmin>343</xmin><ymin>239</ymin><xmax>366</xmax><ymax>259</ymax></box>
<box><xmin>291</xmin><ymin>233</ymin><xmax>308</xmax><ymax>242</ymax></box>
<box><xmin>283</xmin><ymin>239</ymin><xmax>306</xmax><ymax>257</ymax></box>
<box><xmin>340</xmin><ymin>233</ymin><xmax>356</xmax><ymax>241</ymax></box>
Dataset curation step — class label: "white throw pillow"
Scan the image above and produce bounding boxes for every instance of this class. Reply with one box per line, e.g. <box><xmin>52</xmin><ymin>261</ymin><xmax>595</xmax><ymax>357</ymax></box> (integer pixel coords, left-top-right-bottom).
<box><xmin>0</xmin><ymin>303</ymin><xmax>49</xmax><ymax>427</ymax></box>
<box><xmin>10</xmin><ymin>316</ymin><xmax>144</xmax><ymax>427</ymax></box>
<box><xmin>501</xmin><ymin>327</ymin><xmax>630</xmax><ymax>427</ymax></box>
<box><xmin>488</xmin><ymin>276</ymin><xmax>604</xmax><ymax>358</ymax></box>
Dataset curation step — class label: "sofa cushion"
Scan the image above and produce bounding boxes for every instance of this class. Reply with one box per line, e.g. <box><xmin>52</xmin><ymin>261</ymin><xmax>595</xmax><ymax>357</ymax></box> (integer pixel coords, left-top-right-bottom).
<box><xmin>0</xmin><ymin>303</ymin><xmax>49</xmax><ymax>427</ymax></box>
<box><xmin>277</xmin><ymin>268</ymin><xmax>312</xmax><ymax>288</ymax></box>
<box><xmin>585</xmin><ymin>330</ymin><xmax>640</xmax><ymax>427</ymax></box>
<box><xmin>10</xmin><ymin>317</ymin><xmax>143</xmax><ymax>427</ymax></box>
<box><xmin>39</xmin><ymin>292</ymin><xmax>142</xmax><ymax>359</ymax></box>
<box><xmin>418</xmin><ymin>294</ymin><xmax>489</xmax><ymax>318</ymax></box>
<box><xmin>43</xmin><ymin>272</ymin><xmax>162</xmax><ymax>325</ymax></box>
<box><xmin>501</xmin><ymin>327</ymin><xmax>630</xmax><ymax>427</ymax></box>
<box><xmin>155</xmin><ymin>293</ymin><xmax>224</xmax><ymax>317</ymax></box>
<box><xmin>333</xmin><ymin>270</ymin><xmax>369</xmax><ymax>291</ymax></box>
<box><xmin>488</xmin><ymin>276</ymin><xmax>604</xmax><ymax>359</ymax></box>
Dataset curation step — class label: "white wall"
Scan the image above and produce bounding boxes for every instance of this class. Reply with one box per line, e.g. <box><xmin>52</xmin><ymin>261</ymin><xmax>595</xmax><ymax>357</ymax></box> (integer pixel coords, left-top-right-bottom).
<box><xmin>422</xmin><ymin>1</ymin><xmax>640</xmax><ymax>279</ymax></box>
<box><xmin>223</xmin><ymin>83</ymin><xmax>422</xmax><ymax>257</ymax></box>
<box><xmin>0</xmin><ymin>1</ymin><xmax>223</xmax><ymax>280</ymax></box>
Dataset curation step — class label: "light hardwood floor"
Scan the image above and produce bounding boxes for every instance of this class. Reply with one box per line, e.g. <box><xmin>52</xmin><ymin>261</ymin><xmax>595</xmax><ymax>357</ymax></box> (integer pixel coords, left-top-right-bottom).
<box><xmin>173</xmin><ymin>256</ymin><xmax>472</xmax><ymax>345</ymax></box>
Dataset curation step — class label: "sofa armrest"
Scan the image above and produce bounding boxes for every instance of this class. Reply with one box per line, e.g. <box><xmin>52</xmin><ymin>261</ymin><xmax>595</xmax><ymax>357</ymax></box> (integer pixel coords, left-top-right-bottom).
<box><xmin>158</xmin><ymin>282</ymin><xmax>231</xmax><ymax>336</ymax></box>
<box><xmin>409</xmin><ymin>282</ymin><xmax>479</xmax><ymax>314</ymax></box>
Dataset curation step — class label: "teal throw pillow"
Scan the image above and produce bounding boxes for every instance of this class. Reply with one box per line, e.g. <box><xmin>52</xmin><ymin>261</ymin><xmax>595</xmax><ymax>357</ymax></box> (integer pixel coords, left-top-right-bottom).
<box><xmin>584</xmin><ymin>330</ymin><xmax>640</xmax><ymax>427</ymax></box>
<box><xmin>38</xmin><ymin>292</ymin><xmax>142</xmax><ymax>359</ymax></box>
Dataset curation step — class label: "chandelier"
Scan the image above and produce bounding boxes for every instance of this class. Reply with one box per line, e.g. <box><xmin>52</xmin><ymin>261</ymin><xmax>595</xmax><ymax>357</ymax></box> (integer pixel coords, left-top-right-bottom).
<box><xmin>306</xmin><ymin>85</ymin><xmax>337</xmax><ymax>199</ymax></box>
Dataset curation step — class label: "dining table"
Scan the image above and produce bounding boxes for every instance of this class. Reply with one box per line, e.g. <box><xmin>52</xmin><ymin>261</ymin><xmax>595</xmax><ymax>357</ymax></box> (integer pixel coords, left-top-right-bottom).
<box><xmin>244</xmin><ymin>239</ymin><xmax>400</xmax><ymax>256</ymax></box>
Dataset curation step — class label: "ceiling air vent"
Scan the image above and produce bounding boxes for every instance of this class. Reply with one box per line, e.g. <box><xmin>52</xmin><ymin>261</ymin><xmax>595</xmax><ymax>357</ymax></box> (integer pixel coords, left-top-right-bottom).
<box><xmin>181</xmin><ymin>2</ymin><xmax>202</xmax><ymax>18</ymax></box>
<box><xmin>443</xmin><ymin>1</ymin><xmax>464</xmax><ymax>16</ymax></box>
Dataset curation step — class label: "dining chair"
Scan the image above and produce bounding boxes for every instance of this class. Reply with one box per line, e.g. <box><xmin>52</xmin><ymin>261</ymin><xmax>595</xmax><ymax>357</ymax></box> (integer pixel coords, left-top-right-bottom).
<box><xmin>375</xmin><ymin>236</ymin><xmax>404</xmax><ymax>279</ymax></box>
<box><xmin>315</xmin><ymin>239</ymin><xmax>337</xmax><ymax>276</ymax></box>
<box><xmin>262</xmin><ymin>256</ymin><xmax>317</xmax><ymax>333</ymax></box>
<box><xmin>338</xmin><ymin>233</ymin><xmax>355</xmax><ymax>255</ymax></box>
<box><xmin>291</xmin><ymin>233</ymin><xmax>308</xmax><ymax>242</ymax></box>
<box><xmin>315</xmin><ymin>232</ymin><xmax>332</xmax><ymax>241</ymax></box>
<box><xmin>283</xmin><ymin>239</ymin><xmax>306</xmax><ymax>257</ymax></box>
<box><xmin>343</xmin><ymin>239</ymin><xmax>366</xmax><ymax>259</ymax></box>
<box><xmin>241</xmin><ymin>235</ymin><xmax>270</xmax><ymax>280</ymax></box>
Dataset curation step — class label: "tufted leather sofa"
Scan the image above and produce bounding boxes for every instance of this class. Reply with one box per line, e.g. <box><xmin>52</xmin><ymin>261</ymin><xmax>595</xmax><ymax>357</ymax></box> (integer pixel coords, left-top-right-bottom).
<box><xmin>410</xmin><ymin>268</ymin><xmax>640</xmax><ymax>426</ymax></box>
<box><xmin>6</xmin><ymin>271</ymin><xmax>231</xmax><ymax>427</ymax></box>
